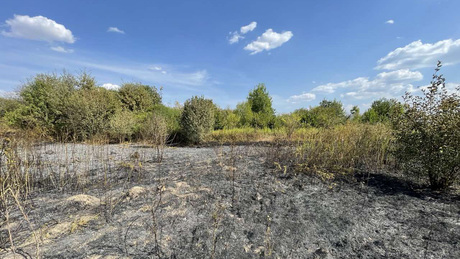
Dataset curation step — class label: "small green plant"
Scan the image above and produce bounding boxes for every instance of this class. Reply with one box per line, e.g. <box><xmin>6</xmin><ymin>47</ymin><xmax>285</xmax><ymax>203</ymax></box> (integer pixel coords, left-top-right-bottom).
<box><xmin>393</xmin><ymin>61</ymin><xmax>460</xmax><ymax>190</ymax></box>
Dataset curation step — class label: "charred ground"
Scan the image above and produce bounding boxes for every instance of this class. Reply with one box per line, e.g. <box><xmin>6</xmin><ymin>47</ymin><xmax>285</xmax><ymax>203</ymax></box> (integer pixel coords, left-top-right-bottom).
<box><xmin>1</xmin><ymin>144</ymin><xmax>459</xmax><ymax>259</ymax></box>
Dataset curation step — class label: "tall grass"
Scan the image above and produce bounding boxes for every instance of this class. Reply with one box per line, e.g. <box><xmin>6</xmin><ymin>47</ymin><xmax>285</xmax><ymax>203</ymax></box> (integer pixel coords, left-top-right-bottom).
<box><xmin>266</xmin><ymin>123</ymin><xmax>394</xmax><ymax>179</ymax></box>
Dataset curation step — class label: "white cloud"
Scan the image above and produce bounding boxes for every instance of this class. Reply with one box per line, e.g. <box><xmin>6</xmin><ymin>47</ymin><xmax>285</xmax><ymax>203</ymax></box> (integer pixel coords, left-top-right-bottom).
<box><xmin>74</xmin><ymin>61</ymin><xmax>209</xmax><ymax>89</ymax></box>
<box><xmin>376</xmin><ymin>39</ymin><xmax>460</xmax><ymax>70</ymax></box>
<box><xmin>244</xmin><ymin>29</ymin><xmax>293</xmax><ymax>54</ymax></box>
<box><xmin>385</xmin><ymin>20</ymin><xmax>394</xmax><ymax>24</ymax></box>
<box><xmin>50</xmin><ymin>46</ymin><xmax>74</xmax><ymax>53</ymax></box>
<box><xmin>228</xmin><ymin>21</ymin><xmax>257</xmax><ymax>44</ymax></box>
<box><xmin>375</xmin><ymin>69</ymin><xmax>423</xmax><ymax>83</ymax></box>
<box><xmin>240</xmin><ymin>21</ymin><xmax>257</xmax><ymax>34</ymax></box>
<box><xmin>1</xmin><ymin>15</ymin><xmax>75</xmax><ymax>43</ymax></box>
<box><xmin>228</xmin><ymin>31</ymin><xmax>244</xmax><ymax>44</ymax></box>
<box><xmin>107</xmin><ymin>27</ymin><xmax>125</xmax><ymax>34</ymax></box>
<box><xmin>287</xmin><ymin>92</ymin><xmax>316</xmax><ymax>103</ymax></box>
<box><xmin>149</xmin><ymin>66</ymin><xmax>162</xmax><ymax>71</ymax></box>
<box><xmin>101</xmin><ymin>83</ymin><xmax>120</xmax><ymax>90</ymax></box>
<box><xmin>312</xmin><ymin>69</ymin><xmax>423</xmax><ymax>100</ymax></box>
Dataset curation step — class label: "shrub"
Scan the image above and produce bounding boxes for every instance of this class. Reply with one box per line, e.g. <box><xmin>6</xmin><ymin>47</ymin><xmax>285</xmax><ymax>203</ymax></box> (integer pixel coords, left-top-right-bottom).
<box><xmin>235</xmin><ymin>101</ymin><xmax>254</xmax><ymax>127</ymax></box>
<box><xmin>301</xmin><ymin>99</ymin><xmax>346</xmax><ymax>128</ymax></box>
<box><xmin>109</xmin><ymin>110</ymin><xmax>137</xmax><ymax>142</ymax></box>
<box><xmin>15</xmin><ymin>72</ymin><xmax>77</xmax><ymax>136</ymax></box>
<box><xmin>180</xmin><ymin>96</ymin><xmax>215</xmax><ymax>144</ymax></box>
<box><xmin>140</xmin><ymin>113</ymin><xmax>169</xmax><ymax>162</ymax></box>
<box><xmin>118</xmin><ymin>83</ymin><xmax>161</xmax><ymax>112</ymax></box>
<box><xmin>393</xmin><ymin>61</ymin><xmax>460</xmax><ymax>190</ymax></box>
<box><xmin>152</xmin><ymin>104</ymin><xmax>182</xmax><ymax>136</ymax></box>
<box><xmin>277</xmin><ymin>114</ymin><xmax>301</xmax><ymax>139</ymax></box>
<box><xmin>0</xmin><ymin>98</ymin><xmax>21</xmax><ymax>118</ymax></box>
<box><xmin>140</xmin><ymin>113</ymin><xmax>168</xmax><ymax>145</ymax></box>
<box><xmin>65</xmin><ymin>87</ymin><xmax>121</xmax><ymax>141</ymax></box>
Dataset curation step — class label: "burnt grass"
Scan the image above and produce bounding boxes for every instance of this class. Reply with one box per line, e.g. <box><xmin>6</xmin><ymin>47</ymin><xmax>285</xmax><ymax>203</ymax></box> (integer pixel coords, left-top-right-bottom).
<box><xmin>1</xmin><ymin>144</ymin><xmax>459</xmax><ymax>258</ymax></box>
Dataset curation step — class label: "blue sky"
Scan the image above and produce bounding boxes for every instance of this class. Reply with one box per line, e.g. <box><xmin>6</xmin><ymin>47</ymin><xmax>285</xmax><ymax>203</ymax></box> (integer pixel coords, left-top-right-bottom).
<box><xmin>1</xmin><ymin>0</ymin><xmax>460</xmax><ymax>113</ymax></box>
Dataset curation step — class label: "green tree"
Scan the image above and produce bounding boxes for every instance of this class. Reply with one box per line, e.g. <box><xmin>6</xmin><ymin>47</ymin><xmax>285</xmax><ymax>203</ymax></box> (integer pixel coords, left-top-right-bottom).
<box><xmin>0</xmin><ymin>97</ymin><xmax>21</xmax><ymax>118</ymax></box>
<box><xmin>180</xmin><ymin>96</ymin><xmax>215</xmax><ymax>144</ymax></box>
<box><xmin>362</xmin><ymin>98</ymin><xmax>403</xmax><ymax>124</ymax></box>
<box><xmin>214</xmin><ymin>108</ymin><xmax>239</xmax><ymax>130</ymax></box>
<box><xmin>302</xmin><ymin>99</ymin><xmax>346</xmax><ymax>128</ymax></box>
<box><xmin>235</xmin><ymin>101</ymin><xmax>254</xmax><ymax>127</ymax></box>
<box><xmin>247</xmin><ymin>83</ymin><xmax>275</xmax><ymax>128</ymax></box>
<box><xmin>118</xmin><ymin>83</ymin><xmax>161</xmax><ymax>112</ymax></box>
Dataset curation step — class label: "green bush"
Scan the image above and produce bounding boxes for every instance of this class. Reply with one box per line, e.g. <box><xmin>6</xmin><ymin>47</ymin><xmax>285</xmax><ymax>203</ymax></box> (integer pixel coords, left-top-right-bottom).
<box><xmin>0</xmin><ymin>97</ymin><xmax>21</xmax><ymax>118</ymax></box>
<box><xmin>109</xmin><ymin>110</ymin><xmax>137</xmax><ymax>142</ymax></box>
<box><xmin>140</xmin><ymin>113</ymin><xmax>168</xmax><ymax>145</ymax></box>
<box><xmin>118</xmin><ymin>83</ymin><xmax>161</xmax><ymax>112</ymax></box>
<box><xmin>300</xmin><ymin>99</ymin><xmax>346</xmax><ymax>128</ymax></box>
<box><xmin>65</xmin><ymin>87</ymin><xmax>121</xmax><ymax>141</ymax></box>
<box><xmin>152</xmin><ymin>104</ymin><xmax>182</xmax><ymax>138</ymax></box>
<box><xmin>14</xmin><ymin>72</ymin><xmax>78</xmax><ymax>136</ymax></box>
<box><xmin>235</xmin><ymin>101</ymin><xmax>254</xmax><ymax>127</ymax></box>
<box><xmin>393</xmin><ymin>62</ymin><xmax>460</xmax><ymax>190</ymax></box>
<box><xmin>180</xmin><ymin>96</ymin><xmax>215</xmax><ymax>144</ymax></box>
<box><xmin>362</xmin><ymin>98</ymin><xmax>403</xmax><ymax>124</ymax></box>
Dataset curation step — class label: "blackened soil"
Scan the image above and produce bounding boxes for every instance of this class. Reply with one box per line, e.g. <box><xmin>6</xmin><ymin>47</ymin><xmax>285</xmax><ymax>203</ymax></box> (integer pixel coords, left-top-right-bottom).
<box><xmin>1</xmin><ymin>144</ymin><xmax>459</xmax><ymax>259</ymax></box>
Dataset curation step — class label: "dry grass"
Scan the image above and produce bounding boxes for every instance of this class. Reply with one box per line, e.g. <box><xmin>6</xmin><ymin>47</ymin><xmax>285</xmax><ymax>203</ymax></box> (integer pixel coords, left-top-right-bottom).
<box><xmin>266</xmin><ymin>123</ymin><xmax>394</xmax><ymax>180</ymax></box>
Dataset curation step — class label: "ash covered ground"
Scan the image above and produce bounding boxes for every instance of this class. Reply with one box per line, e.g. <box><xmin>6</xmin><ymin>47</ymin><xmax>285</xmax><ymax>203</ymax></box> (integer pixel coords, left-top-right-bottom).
<box><xmin>1</xmin><ymin>144</ymin><xmax>459</xmax><ymax>258</ymax></box>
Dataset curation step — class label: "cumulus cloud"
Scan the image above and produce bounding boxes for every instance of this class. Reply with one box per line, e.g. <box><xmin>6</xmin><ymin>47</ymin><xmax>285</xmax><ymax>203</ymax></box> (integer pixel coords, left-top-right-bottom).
<box><xmin>1</xmin><ymin>15</ymin><xmax>75</xmax><ymax>43</ymax></box>
<box><xmin>50</xmin><ymin>46</ymin><xmax>74</xmax><ymax>53</ymax></box>
<box><xmin>385</xmin><ymin>20</ymin><xmax>394</xmax><ymax>24</ymax></box>
<box><xmin>244</xmin><ymin>29</ymin><xmax>293</xmax><ymax>54</ymax></box>
<box><xmin>287</xmin><ymin>92</ymin><xmax>316</xmax><ymax>103</ymax></box>
<box><xmin>240</xmin><ymin>21</ymin><xmax>257</xmax><ymax>34</ymax></box>
<box><xmin>101</xmin><ymin>83</ymin><xmax>120</xmax><ymax>90</ymax></box>
<box><xmin>228</xmin><ymin>21</ymin><xmax>257</xmax><ymax>44</ymax></box>
<box><xmin>107</xmin><ymin>27</ymin><xmax>125</xmax><ymax>34</ymax></box>
<box><xmin>376</xmin><ymin>39</ymin><xmax>460</xmax><ymax>70</ymax></box>
<box><xmin>312</xmin><ymin>69</ymin><xmax>423</xmax><ymax>100</ymax></box>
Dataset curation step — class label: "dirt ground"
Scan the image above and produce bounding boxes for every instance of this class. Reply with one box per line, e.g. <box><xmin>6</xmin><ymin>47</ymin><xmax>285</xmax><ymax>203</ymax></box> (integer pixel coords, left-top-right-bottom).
<box><xmin>1</xmin><ymin>144</ymin><xmax>459</xmax><ymax>258</ymax></box>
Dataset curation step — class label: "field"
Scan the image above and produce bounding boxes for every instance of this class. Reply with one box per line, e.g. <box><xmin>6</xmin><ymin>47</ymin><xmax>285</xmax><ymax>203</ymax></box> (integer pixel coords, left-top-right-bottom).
<box><xmin>1</xmin><ymin>143</ymin><xmax>459</xmax><ymax>258</ymax></box>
